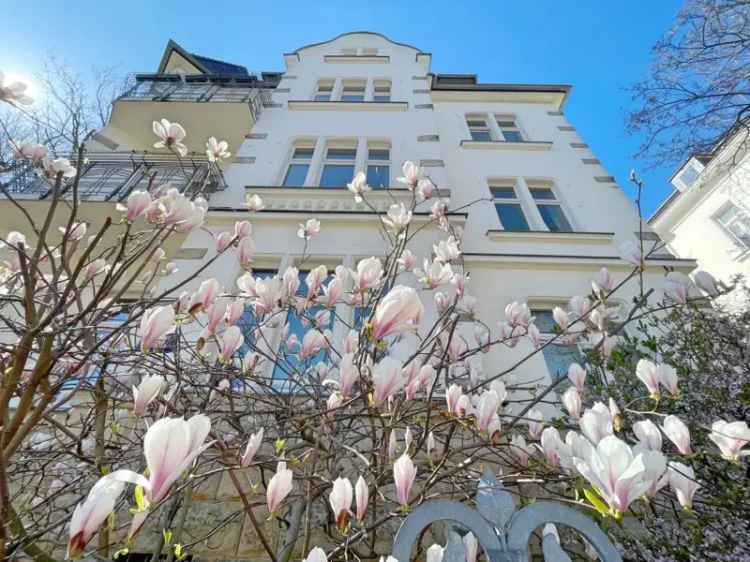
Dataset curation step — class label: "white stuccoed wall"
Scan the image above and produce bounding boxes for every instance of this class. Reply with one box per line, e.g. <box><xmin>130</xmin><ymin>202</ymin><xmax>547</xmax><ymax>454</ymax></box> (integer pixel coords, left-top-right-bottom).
<box><xmin>150</xmin><ymin>32</ymin><xmax>694</xmax><ymax>404</ymax></box>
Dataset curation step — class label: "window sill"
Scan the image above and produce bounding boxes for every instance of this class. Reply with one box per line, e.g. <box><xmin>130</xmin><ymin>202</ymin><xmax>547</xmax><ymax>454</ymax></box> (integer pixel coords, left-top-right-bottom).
<box><xmin>245</xmin><ymin>185</ymin><xmax>451</xmax><ymax>214</ymax></box>
<box><xmin>460</xmin><ymin>140</ymin><xmax>552</xmax><ymax>151</ymax></box>
<box><xmin>486</xmin><ymin>229</ymin><xmax>614</xmax><ymax>244</ymax></box>
<box><xmin>288</xmin><ymin>100</ymin><xmax>408</xmax><ymax>112</ymax></box>
<box><xmin>324</xmin><ymin>55</ymin><xmax>390</xmax><ymax>64</ymax></box>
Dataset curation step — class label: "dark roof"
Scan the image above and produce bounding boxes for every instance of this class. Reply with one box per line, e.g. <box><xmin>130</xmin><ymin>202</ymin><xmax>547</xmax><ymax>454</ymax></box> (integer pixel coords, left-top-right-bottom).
<box><xmin>431</xmin><ymin>73</ymin><xmax>571</xmax><ymax>95</ymax></box>
<box><xmin>191</xmin><ymin>54</ymin><xmax>249</xmax><ymax>77</ymax></box>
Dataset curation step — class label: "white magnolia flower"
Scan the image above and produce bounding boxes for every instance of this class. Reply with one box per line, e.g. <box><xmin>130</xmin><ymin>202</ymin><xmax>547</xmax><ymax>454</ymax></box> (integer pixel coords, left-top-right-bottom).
<box><xmin>347</xmin><ymin>171</ymin><xmax>371</xmax><ymax>202</ymax></box>
<box><xmin>152</xmin><ymin>118</ymin><xmax>188</xmax><ymax>156</ymax></box>
<box><xmin>298</xmin><ymin>218</ymin><xmax>321</xmax><ymax>240</ymax></box>
<box><xmin>0</xmin><ymin>71</ymin><xmax>33</xmax><ymax>105</ymax></box>
<box><xmin>205</xmin><ymin>137</ymin><xmax>231</xmax><ymax>162</ymax></box>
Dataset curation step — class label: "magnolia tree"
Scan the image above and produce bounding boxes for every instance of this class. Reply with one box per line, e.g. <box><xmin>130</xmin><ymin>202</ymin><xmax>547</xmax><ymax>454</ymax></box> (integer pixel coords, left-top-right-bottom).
<box><xmin>0</xmin><ymin>74</ymin><xmax>748</xmax><ymax>562</ymax></box>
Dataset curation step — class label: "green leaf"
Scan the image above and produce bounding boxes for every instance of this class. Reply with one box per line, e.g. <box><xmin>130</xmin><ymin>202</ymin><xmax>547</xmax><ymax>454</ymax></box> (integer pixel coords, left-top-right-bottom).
<box><xmin>583</xmin><ymin>488</ymin><xmax>610</xmax><ymax>517</ymax></box>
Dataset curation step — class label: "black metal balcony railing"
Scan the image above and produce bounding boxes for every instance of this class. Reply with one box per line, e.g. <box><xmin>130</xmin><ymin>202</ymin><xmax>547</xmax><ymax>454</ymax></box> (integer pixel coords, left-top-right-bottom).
<box><xmin>2</xmin><ymin>151</ymin><xmax>227</xmax><ymax>201</ymax></box>
<box><xmin>119</xmin><ymin>74</ymin><xmax>274</xmax><ymax>121</ymax></box>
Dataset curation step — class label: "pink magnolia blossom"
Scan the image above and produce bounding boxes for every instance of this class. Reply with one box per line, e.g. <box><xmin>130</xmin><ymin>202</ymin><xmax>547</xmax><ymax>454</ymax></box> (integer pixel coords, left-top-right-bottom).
<box><xmin>338</xmin><ymin>353</ymin><xmax>359</xmax><ymax>398</ymax></box>
<box><xmin>300</xmin><ymin>330</ymin><xmax>330</xmax><ymax>360</ymax></box>
<box><xmin>298</xmin><ymin>218</ymin><xmax>321</xmax><ymax>240</ymax></box>
<box><xmin>11</xmin><ymin>140</ymin><xmax>46</xmax><ymax>162</ymax></box>
<box><xmin>540</xmin><ymin>427</ymin><xmax>567</xmax><ymax>467</ymax></box>
<box><xmin>416</xmin><ymin>177</ymin><xmax>435</xmax><ymax>200</ymax></box>
<box><xmin>580</xmin><ymin>402</ymin><xmax>614</xmax><ymax>444</ymax></box>
<box><xmin>371</xmin><ymin>285</ymin><xmax>424</xmax><ymax>340</ymax></box>
<box><xmin>67</xmin><ymin>470</ymin><xmax>147</xmax><ymax>559</ymax></box>
<box><xmin>321</xmin><ymin>277</ymin><xmax>343</xmax><ymax>308</ymax></box>
<box><xmin>350</xmin><ymin>256</ymin><xmax>383</xmax><ymax>293</ymax></box>
<box><xmin>326</xmin><ymin>392</ymin><xmax>342</xmax><ymax>417</ymax></box>
<box><xmin>152</xmin><ymin>119</ymin><xmax>188</xmax><ymax>156</ymax></box>
<box><xmin>42</xmin><ymin>157</ymin><xmax>76</xmax><ymax>180</ymax></box>
<box><xmin>445</xmin><ymin>384</ymin><xmax>463</xmax><ymax>416</ymax></box>
<box><xmin>205</xmin><ymin>137</ymin><xmax>231</xmax><ymax>162</ymax></box>
<box><xmin>242</xmin><ymin>350</ymin><xmax>262</xmax><ymax>374</ymax></box>
<box><xmin>657</xmin><ymin>364</ymin><xmax>679</xmax><ymax>396</ymax></box>
<box><xmin>267</xmin><ymin>461</ymin><xmax>294</xmax><ymax>513</ymax></box>
<box><xmin>237</xmin><ymin>236</ymin><xmax>255</xmax><ymax>265</ymax></box>
<box><xmin>143</xmin><ymin>415</ymin><xmax>212</xmax><ymax>503</ymax></box>
<box><xmin>59</xmin><ymin>222</ymin><xmax>86</xmax><ymax>242</ymax></box>
<box><xmin>205</xmin><ymin>298</ymin><xmax>228</xmax><ymax>334</ymax></box>
<box><xmin>568</xmin><ymin>295</ymin><xmax>591</xmax><ymax>318</ymax></box>
<box><xmin>668</xmin><ymin>461</ymin><xmax>699</xmax><ymax>510</ymax></box>
<box><xmin>240</xmin><ymin>428</ymin><xmax>264</xmax><ymax>467</ymax></box>
<box><xmin>219</xmin><ymin>326</ymin><xmax>244</xmax><ymax>363</ymax></box>
<box><xmin>592</xmin><ymin>267</ymin><xmax>614</xmax><ymax>296</ymax></box>
<box><xmin>393</xmin><ymin>452</ymin><xmax>417</xmax><ymax>505</ymax></box>
<box><xmin>397</xmin><ymin>249</ymin><xmax>416</xmax><ymax>272</ymax></box>
<box><xmin>0</xmin><ymin>71</ymin><xmax>33</xmax><ymax>105</ymax></box>
<box><xmin>116</xmin><ymin>190</ymin><xmax>152</xmax><ymax>222</ymax></box>
<box><xmin>306</xmin><ymin>265</ymin><xmax>328</xmax><ymax>299</ymax></box>
<box><xmin>619</xmin><ymin>240</ymin><xmax>643</xmax><ymax>268</ymax></box>
<box><xmin>662</xmin><ymin>415</ymin><xmax>692</xmax><ymax>455</ymax></box>
<box><xmin>347</xmin><ymin>171</ymin><xmax>371</xmax><ymax>203</ymax></box>
<box><xmin>553</xmin><ymin>306</ymin><xmax>570</xmax><ymax>330</ymax></box>
<box><xmin>693</xmin><ymin>270</ymin><xmax>720</xmax><ymax>296</ymax></box>
<box><xmin>246</xmin><ymin>193</ymin><xmax>265</xmax><ymax>212</ymax></box>
<box><xmin>434</xmin><ymin>291</ymin><xmax>449</xmax><ymax>314</ymax></box>
<box><xmin>415</xmin><ymin>258</ymin><xmax>453</xmax><ymax>289</ymax></box>
<box><xmin>225</xmin><ymin>300</ymin><xmax>245</xmax><ymax>326</ymax></box>
<box><xmin>234</xmin><ymin>220</ymin><xmax>252</xmax><ymax>239</ymax></box>
<box><xmin>562</xmin><ymin>387</ymin><xmax>582</xmax><ymax>419</ymax></box>
<box><xmin>636</xmin><ymin>359</ymin><xmax>661</xmax><ymax>399</ymax></box>
<box><xmin>396</xmin><ymin>161</ymin><xmax>423</xmax><ymax>189</ymax></box>
<box><xmin>215</xmin><ymin>231</ymin><xmax>234</xmax><ymax>253</ymax></box>
<box><xmin>382</xmin><ymin>203</ymin><xmax>412</xmax><ymax>234</ymax></box>
<box><xmin>132</xmin><ymin>374</ymin><xmax>165</xmax><ymax>416</ymax></box>
<box><xmin>708</xmin><ymin>420</ymin><xmax>750</xmax><ymax>461</ymax></box>
<box><xmin>355</xmin><ymin>475</ymin><xmax>368</xmax><ymax>522</ymax></box>
<box><xmin>304</xmin><ymin>547</ymin><xmax>327</xmax><ymax>562</ymax></box>
<box><xmin>574</xmin><ymin>435</ymin><xmax>665</xmax><ymax>516</ymax></box>
<box><xmin>526</xmin><ymin>408</ymin><xmax>544</xmax><ymax>440</ymax></box>
<box><xmin>372</xmin><ymin>357</ymin><xmax>405</xmax><ymax>405</ymax></box>
<box><xmin>433</xmin><ymin>236</ymin><xmax>460</xmax><ymax>263</ymax></box>
<box><xmin>633</xmin><ymin>419</ymin><xmax>662</xmax><ymax>451</ymax></box>
<box><xmin>4</xmin><ymin>231</ymin><xmax>26</xmax><ymax>250</ymax></box>
<box><xmin>139</xmin><ymin>305</ymin><xmax>175</xmax><ymax>352</ymax></box>
<box><xmin>476</xmin><ymin>389</ymin><xmax>500</xmax><ymax>432</ymax></box>
<box><xmin>84</xmin><ymin>258</ymin><xmax>109</xmax><ymax>280</ymax></box>
<box><xmin>505</xmin><ymin>301</ymin><xmax>532</xmax><ymax>327</ymax></box>
<box><xmin>388</xmin><ymin>429</ymin><xmax>398</xmax><ymax>459</ymax></box>
<box><xmin>189</xmin><ymin>278</ymin><xmax>221</xmax><ymax>313</ymax></box>
<box><xmin>511</xmin><ymin>434</ymin><xmax>532</xmax><ymax>467</ymax></box>
<box><xmin>328</xmin><ymin>477</ymin><xmax>353</xmax><ymax>528</ymax></box>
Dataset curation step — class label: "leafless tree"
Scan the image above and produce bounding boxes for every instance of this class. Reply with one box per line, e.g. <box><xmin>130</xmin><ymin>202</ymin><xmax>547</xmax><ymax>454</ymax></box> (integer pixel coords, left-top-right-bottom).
<box><xmin>627</xmin><ymin>0</ymin><xmax>750</xmax><ymax>167</ymax></box>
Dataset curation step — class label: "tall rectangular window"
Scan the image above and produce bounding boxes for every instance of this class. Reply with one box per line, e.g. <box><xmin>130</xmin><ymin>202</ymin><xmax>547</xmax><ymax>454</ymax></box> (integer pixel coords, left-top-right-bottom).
<box><xmin>532</xmin><ymin>309</ymin><xmax>585</xmax><ymax>385</ymax></box>
<box><xmin>282</xmin><ymin>144</ymin><xmax>314</xmax><ymax>186</ymax></box>
<box><xmin>528</xmin><ymin>181</ymin><xmax>572</xmax><ymax>232</ymax></box>
<box><xmin>366</xmin><ymin>144</ymin><xmax>390</xmax><ymax>188</ymax></box>
<box><xmin>490</xmin><ymin>181</ymin><xmax>530</xmax><ymax>231</ymax></box>
<box><xmin>273</xmin><ymin>270</ymin><xmax>334</xmax><ymax>385</ymax></box>
<box><xmin>715</xmin><ymin>202</ymin><xmax>750</xmax><ymax>248</ymax></box>
<box><xmin>496</xmin><ymin>115</ymin><xmax>524</xmax><ymax>142</ymax></box>
<box><xmin>320</xmin><ymin>144</ymin><xmax>356</xmax><ymax>188</ymax></box>
<box><xmin>373</xmin><ymin>80</ymin><xmax>391</xmax><ymax>102</ymax></box>
<box><xmin>313</xmin><ymin>80</ymin><xmax>334</xmax><ymax>101</ymax></box>
<box><xmin>341</xmin><ymin>80</ymin><xmax>366</xmax><ymax>102</ymax></box>
<box><xmin>467</xmin><ymin>116</ymin><xmax>491</xmax><ymax>141</ymax></box>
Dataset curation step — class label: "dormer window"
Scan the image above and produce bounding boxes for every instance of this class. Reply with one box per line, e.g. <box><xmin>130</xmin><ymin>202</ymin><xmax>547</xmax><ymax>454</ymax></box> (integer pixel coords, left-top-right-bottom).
<box><xmin>362</xmin><ymin>48</ymin><xmax>378</xmax><ymax>56</ymax></box>
<box><xmin>672</xmin><ymin>158</ymin><xmax>705</xmax><ymax>191</ymax></box>
<box><xmin>341</xmin><ymin>48</ymin><xmax>357</xmax><ymax>55</ymax></box>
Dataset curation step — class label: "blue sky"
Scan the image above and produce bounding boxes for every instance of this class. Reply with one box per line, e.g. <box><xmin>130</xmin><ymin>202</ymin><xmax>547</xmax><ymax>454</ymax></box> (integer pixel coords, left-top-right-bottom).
<box><xmin>2</xmin><ymin>0</ymin><xmax>682</xmax><ymax>215</ymax></box>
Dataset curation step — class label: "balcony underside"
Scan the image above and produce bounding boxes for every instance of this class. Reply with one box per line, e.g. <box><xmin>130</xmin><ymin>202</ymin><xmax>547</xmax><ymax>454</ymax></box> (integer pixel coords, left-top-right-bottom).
<box><xmin>105</xmin><ymin>99</ymin><xmax>258</xmax><ymax>157</ymax></box>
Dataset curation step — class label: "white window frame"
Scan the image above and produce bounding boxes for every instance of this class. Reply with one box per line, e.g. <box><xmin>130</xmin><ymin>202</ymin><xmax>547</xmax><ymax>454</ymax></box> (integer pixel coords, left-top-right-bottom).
<box><xmin>495</xmin><ymin>114</ymin><xmax>525</xmax><ymax>142</ymax></box>
<box><xmin>525</xmin><ymin>179</ymin><xmax>575</xmax><ymax>232</ymax></box>
<box><xmin>489</xmin><ymin>179</ymin><xmax>532</xmax><ymax>231</ymax></box>
<box><xmin>714</xmin><ymin>201</ymin><xmax>750</xmax><ymax>250</ymax></box>
<box><xmin>280</xmin><ymin>141</ymin><xmax>316</xmax><ymax>187</ymax></box>
<box><xmin>318</xmin><ymin>140</ymin><xmax>358</xmax><ymax>187</ymax></box>
<box><xmin>466</xmin><ymin>114</ymin><xmax>492</xmax><ymax>141</ymax></box>
<box><xmin>372</xmin><ymin>79</ymin><xmax>391</xmax><ymax>102</ymax></box>
<box><xmin>365</xmin><ymin>142</ymin><xmax>391</xmax><ymax>188</ymax></box>
<box><xmin>340</xmin><ymin>79</ymin><xmax>366</xmax><ymax>102</ymax></box>
<box><xmin>313</xmin><ymin>79</ymin><xmax>334</xmax><ymax>101</ymax></box>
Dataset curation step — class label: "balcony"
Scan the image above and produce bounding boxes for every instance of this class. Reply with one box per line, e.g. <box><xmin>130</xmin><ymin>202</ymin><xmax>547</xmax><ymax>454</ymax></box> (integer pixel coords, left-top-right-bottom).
<box><xmin>2</xmin><ymin>151</ymin><xmax>226</xmax><ymax>201</ymax></box>
<box><xmin>103</xmin><ymin>74</ymin><xmax>274</xmax><ymax>155</ymax></box>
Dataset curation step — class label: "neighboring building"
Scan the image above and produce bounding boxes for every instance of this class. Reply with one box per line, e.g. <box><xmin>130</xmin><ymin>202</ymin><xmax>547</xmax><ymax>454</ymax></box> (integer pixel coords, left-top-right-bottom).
<box><xmin>3</xmin><ymin>32</ymin><xmax>697</xmax><ymax>559</ymax></box>
<box><xmin>649</xmin><ymin>126</ymin><xmax>750</xmax><ymax>304</ymax></box>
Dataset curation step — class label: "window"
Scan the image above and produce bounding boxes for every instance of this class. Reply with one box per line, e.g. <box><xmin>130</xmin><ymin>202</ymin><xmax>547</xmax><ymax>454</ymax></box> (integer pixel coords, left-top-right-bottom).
<box><xmin>313</xmin><ymin>80</ymin><xmax>334</xmax><ymax>101</ymax></box>
<box><xmin>341</xmin><ymin>80</ymin><xmax>366</xmax><ymax>102</ymax></box>
<box><xmin>237</xmin><ymin>269</ymin><xmax>277</xmax><ymax>357</ymax></box>
<box><xmin>362</xmin><ymin>47</ymin><xmax>378</xmax><ymax>56</ymax></box>
<box><xmin>373</xmin><ymin>80</ymin><xmax>391</xmax><ymax>102</ymax></box>
<box><xmin>320</xmin><ymin>144</ymin><xmax>357</xmax><ymax>188</ymax></box>
<box><xmin>715</xmin><ymin>202</ymin><xmax>750</xmax><ymax>249</ymax></box>
<box><xmin>467</xmin><ymin>116</ymin><xmax>491</xmax><ymax>141</ymax></box>
<box><xmin>490</xmin><ymin>181</ymin><xmax>530</xmax><ymax>231</ymax></box>
<box><xmin>527</xmin><ymin>181</ymin><xmax>572</xmax><ymax>232</ymax></box>
<box><xmin>366</xmin><ymin>144</ymin><xmax>390</xmax><ymax>188</ymax></box>
<box><xmin>282</xmin><ymin>144</ymin><xmax>314</xmax><ymax>186</ymax></box>
<box><xmin>532</xmin><ymin>309</ymin><xmax>585</xmax><ymax>385</ymax></box>
<box><xmin>273</xmin><ymin>270</ymin><xmax>334</xmax><ymax>384</ymax></box>
<box><xmin>496</xmin><ymin>116</ymin><xmax>524</xmax><ymax>142</ymax></box>
<box><xmin>341</xmin><ymin>48</ymin><xmax>357</xmax><ymax>55</ymax></box>
<box><xmin>678</xmin><ymin>164</ymin><xmax>700</xmax><ymax>188</ymax></box>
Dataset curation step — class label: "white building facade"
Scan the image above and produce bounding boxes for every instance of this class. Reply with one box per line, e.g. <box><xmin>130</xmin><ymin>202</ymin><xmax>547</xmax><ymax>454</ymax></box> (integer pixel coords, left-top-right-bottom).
<box><xmin>82</xmin><ymin>31</ymin><xmax>694</xmax><ymax>396</ymax></box>
<box><xmin>649</xmin><ymin>132</ymin><xmax>750</xmax><ymax>305</ymax></box>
